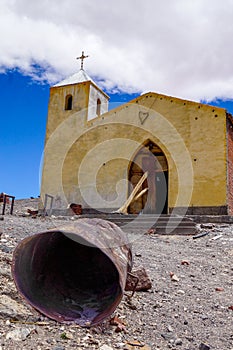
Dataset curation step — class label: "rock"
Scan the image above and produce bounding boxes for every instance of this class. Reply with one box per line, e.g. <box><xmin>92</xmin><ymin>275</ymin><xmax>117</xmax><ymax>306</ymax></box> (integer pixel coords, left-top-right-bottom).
<box><xmin>6</xmin><ymin>327</ymin><xmax>32</xmax><ymax>341</ymax></box>
<box><xmin>200</xmin><ymin>223</ymin><xmax>214</xmax><ymax>229</ymax></box>
<box><xmin>161</xmin><ymin>332</ymin><xmax>175</xmax><ymax>341</ymax></box>
<box><xmin>99</xmin><ymin>345</ymin><xmax>114</xmax><ymax>350</ymax></box>
<box><xmin>0</xmin><ymin>245</ymin><xmax>12</xmax><ymax>254</ymax></box>
<box><xmin>170</xmin><ymin>272</ymin><xmax>179</xmax><ymax>282</ymax></box>
<box><xmin>0</xmin><ymin>267</ymin><xmax>11</xmax><ymax>278</ymax></box>
<box><xmin>199</xmin><ymin>343</ymin><xmax>210</xmax><ymax>350</ymax></box>
<box><xmin>174</xmin><ymin>338</ymin><xmax>182</xmax><ymax>346</ymax></box>
<box><xmin>0</xmin><ymin>294</ymin><xmax>32</xmax><ymax>318</ymax></box>
<box><xmin>167</xmin><ymin>325</ymin><xmax>174</xmax><ymax>332</ymax></box>
<box><xmin>53</xmin><ymin>347</ymin><xmax>65</xmax><ymax>350</ymax></box>
<box><xmin>125</xmin><ymin>266</ymin><xmax>152</xmax><ymax>291</ymax></box>
<box><xmin>177</xmin><ymin>289</ymin><xmax>185</xmax><ymax>295</ymax></box>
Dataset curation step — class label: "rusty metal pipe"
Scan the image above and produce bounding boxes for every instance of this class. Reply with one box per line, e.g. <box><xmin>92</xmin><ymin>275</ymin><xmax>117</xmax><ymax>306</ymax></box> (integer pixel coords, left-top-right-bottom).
<box><xmin>12</xmin><ymin>218</ymin><xmax>132</xmax><ymax>326</ymax></box>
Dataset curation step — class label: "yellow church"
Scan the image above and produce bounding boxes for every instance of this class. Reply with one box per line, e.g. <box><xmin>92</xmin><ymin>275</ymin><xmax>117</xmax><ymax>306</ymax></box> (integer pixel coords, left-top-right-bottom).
<box><xmin>40</xmin><ymin>55</ymin><xmax>233</xmax><ymax>216</ymax></box>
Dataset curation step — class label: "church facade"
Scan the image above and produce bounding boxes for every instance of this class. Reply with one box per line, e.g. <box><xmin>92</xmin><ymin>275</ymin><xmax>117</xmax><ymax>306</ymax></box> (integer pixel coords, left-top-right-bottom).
<box><xmin>40</xmin><ymin>67</ymin><xmax>233</xmax><ymax>216</ymax></box>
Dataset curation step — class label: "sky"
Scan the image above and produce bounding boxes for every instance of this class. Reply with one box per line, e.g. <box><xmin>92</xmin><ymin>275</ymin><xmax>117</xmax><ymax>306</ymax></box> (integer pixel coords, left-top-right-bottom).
<box><xmin>1</xmin><ymin>0</ymin><xmax>233</xmax><ymax>199</ymax></box>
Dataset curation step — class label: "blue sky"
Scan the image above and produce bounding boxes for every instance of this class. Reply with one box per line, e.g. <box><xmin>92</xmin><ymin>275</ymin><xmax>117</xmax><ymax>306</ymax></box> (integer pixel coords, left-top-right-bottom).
<box><xmin>1</xmin><ymin>0</ymin><xmax>233</xmax><ymax>198</ymax></box>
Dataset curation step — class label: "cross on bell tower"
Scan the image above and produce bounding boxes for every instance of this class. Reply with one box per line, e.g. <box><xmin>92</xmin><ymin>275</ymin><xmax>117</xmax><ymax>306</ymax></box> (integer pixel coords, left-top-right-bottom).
<box><xmin>76</xmin><ymin>51</ymin><xmax>89</xmax><ymax>70</ymax></box>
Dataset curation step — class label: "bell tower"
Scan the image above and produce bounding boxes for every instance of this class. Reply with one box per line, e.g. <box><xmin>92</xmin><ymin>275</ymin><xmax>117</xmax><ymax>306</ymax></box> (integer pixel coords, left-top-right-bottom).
<box><xmin>41</xmin><ymin>52</ymin><xmax>109</xmax><ymax>209</ymax></box>
<box><xmin>45</xmin><ymin>52</ymin><xmax>109</xmax><ymax>141</ymax></box>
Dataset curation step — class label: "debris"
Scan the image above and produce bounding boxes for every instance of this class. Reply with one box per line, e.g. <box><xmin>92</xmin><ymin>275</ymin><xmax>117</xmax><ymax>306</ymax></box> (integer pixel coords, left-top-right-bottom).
<box><xmin>177</xmin><ymin>289</ymin><xmax>185</xmax><ymax>295</ymax></box>
<box><xmin>60</xmin><ymin>331</ymin><xmax>73</xmax><ymax>339</ymax></box>
<box><xmin>0</xmin><ymin>294</ymin><xmax>32</xmax><ymax>319</ymax></box>
<box><xmin>6</xmin><ymin>327</ymin><xmax>32</xmax><ymax>341</ymax></box>
<box><xmin>228</xmin><ymin>305</ymin><xmax>233</xmax><ymax>310</ymax></box>
<box><xmin>199</xmin><ymin>343</ymin><xmax>210</xmax><ymax>350</ymax></box>
<box><xmin>99</xmin><ymin>345</ymin><xmax>114</xmax><ymax>350</ymax></box>
<box><xmin>127</xmin><ymin>340</ymin><xmax>143</xmax><ymax>346</ymax></box>
<box><xmin>0</xmin><ymin>192</ymin><xmax>10</xmax><ymax>204</ymax></box>
<box><xmin>174</xmin><ymin>338</ymin><xmax>183</xmax><ymax>346</ymax></box>
<box><xmin>0</xmin><ymin>193</ymin><xmax>15</xmax><ymax>215</ymax></box>
<box><xmin>215</xmin><ymin>287</ymin><xmax>224</xmax><ymax>292</ymax></box>
<box><xmin>125</xmin><ymin>266</ymin><xmax>152</xmax><ymax>292</ymax></box>
<box><xmin>181</xmin><ymin>260</ymin><xmax>190</xmax><ymax>265</ymax></box>
<box><xmin>170</xmin><ymin>272</ymin><xmax>179</xmax><ymax>282</ymax></box>
<box><xmin>110</xmin><ymin>315</ymin><xmax>127</xmax><ymax>333</ymax></box>
<box><xmin>167</xmin><ymin>324</ymin><xmax>174</xmax><ymax>332</ymax></box>
<box><xmin>193</xmin><ymin>231</ymin><xmax>210</xmax><ymax>239</ymax></box>
<box><xmin>69</xmin><ymin>203</ymin><xmax>82</xmax><ymax>215</ymax></box>
<box><xmin>161</xmin><ymin>332</ymin><xmax>175</xmax><ymax>341</ymax></box>
<box><xmin>12</xmin><ymin>218</ymin><xmax>132</xmax><ymax>327</ymax></box>
<box><xmin>110</xmin><ymin>315</ymin><xmax>125</xmax><ymax>326</ymax></box>
<box><xmin>27</xmin><ymin>209</ymin><xmax>39</xmax><ymax>216</ymax></box>
<box><xmin>115</xmin><ymin>323</ymin><xmax>127</xmax><ymax>333</ymax></box>
<box><xmin>125</xmin><ymin>344</ymin><xmax>151</xmax><ymax>350</ymax></box>
<box><xmin>211</xmin><ymin>234</ymin><xmax>223</xmax><ymax>240</ymax></box>
<box><xmin>146</xmin><ymin>228</ymin><xmax>156</xmax><ymax>235</ymax></box>
<box><xmin>200</xmin><ymin>223</ymin><xmax>214</xmax><ymax>229</ymax></box>
<box><xmin>0</xmin><ymin>267</ymin><xmax>11</xmax><ymax>278</ymax></box>
<box><xmin>116</xmin><ymin>172</ymin><xmax>148</xmax><ymax>214</ymax></box>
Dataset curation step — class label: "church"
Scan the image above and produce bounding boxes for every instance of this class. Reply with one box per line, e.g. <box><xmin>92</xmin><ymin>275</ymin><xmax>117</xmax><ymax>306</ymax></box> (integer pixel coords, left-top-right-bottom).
<box><xmin>40</xmin><ymin>53</ymin><xmax>233</xmax><ymax>216</ymax></box>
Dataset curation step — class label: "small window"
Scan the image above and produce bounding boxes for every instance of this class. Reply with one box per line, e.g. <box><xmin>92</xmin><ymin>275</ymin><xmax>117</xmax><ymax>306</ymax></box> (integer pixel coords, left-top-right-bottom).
<box><xmin>65</xmin><ymin>94</ymin><xmax>73</xmax><ymax>110</ymax></box>
<box><xmin>96</xmin><ymin>98</ymin><xmax>101</xmax><ymax>116</ymax></box>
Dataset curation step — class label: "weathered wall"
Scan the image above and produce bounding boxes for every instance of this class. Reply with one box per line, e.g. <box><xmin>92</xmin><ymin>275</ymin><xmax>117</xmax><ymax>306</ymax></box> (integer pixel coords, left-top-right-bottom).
<box><xmin>227</xmin><ymin>117</ymin><xmax>233</xmax><ymax>215</ymax></box>
<box><xmin>87</xmin><ymin>85</ymin><xmax>109</xmax><ymax>121</ymax></box>
<box><xmin>41</xmin><ymin>88</ymin><xmax>228</xmax><ymax>214</ymax></box>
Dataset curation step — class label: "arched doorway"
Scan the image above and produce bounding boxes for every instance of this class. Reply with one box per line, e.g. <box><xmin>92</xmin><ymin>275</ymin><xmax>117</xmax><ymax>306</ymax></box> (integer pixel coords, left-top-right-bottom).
<box><xmin>128</xmin><ymin>141</ymin><xmax>168</xmax><ymax>214</ymax></box>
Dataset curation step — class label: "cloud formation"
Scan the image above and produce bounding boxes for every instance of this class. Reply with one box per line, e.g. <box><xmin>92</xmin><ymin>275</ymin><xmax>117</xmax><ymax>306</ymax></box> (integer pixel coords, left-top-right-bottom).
<box><xmin>1</xmin><ymin>0</ymin><xmax>233</xmax><ymax>101</ymax></box>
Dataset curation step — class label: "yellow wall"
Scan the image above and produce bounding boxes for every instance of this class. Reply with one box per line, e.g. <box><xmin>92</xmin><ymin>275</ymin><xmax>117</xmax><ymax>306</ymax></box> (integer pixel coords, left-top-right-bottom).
<box><xmin>41</xmin><ymin>87</ymin><xmax>227</xmax><ymax>212</ymax></box>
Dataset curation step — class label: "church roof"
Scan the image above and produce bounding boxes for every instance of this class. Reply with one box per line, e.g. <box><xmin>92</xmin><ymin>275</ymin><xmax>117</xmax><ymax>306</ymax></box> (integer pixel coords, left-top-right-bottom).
<box><xmin>53</xmin><ymin>69</ymin><xmax>96</xmax><ymax>87</ymax></box>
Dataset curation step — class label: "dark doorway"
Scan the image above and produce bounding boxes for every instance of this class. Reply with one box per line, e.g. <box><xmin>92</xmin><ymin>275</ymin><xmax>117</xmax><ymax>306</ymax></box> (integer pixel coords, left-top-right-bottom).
<box><xmin>128</xmin><ymin>141</ymin><xmax>168</xmax><ymax>214</ymax></box>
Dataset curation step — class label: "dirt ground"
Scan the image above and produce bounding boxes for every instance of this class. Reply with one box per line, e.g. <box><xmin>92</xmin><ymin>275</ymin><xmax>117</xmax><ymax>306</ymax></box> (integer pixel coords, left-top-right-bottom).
<box><xmin>0</xmin><ymin>199</ymin><xmax>232</xmax><ymax>350</ymax></box>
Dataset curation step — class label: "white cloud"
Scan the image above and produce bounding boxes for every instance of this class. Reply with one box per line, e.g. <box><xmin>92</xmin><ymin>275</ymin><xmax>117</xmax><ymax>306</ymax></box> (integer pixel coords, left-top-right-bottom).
<box><xmin>1</xmin><ymin>0</ymin><xmax>233</xmax><ymax>101</ymax></box>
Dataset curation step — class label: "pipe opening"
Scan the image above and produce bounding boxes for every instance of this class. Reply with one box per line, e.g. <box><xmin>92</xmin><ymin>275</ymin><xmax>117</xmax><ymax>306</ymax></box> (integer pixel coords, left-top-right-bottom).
<box><xmin>13</xmin><ymin>231</ymin><xmax>121</xmax><ymax>326</ymax></box>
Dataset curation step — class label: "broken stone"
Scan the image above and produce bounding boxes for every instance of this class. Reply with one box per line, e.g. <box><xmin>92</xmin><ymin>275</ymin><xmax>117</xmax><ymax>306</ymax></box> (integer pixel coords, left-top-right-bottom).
<box><xmin>126</xmin><ymin>340</ymin><xmax>143</xmax><ymax>346</ymax></box>
<box><xmin>200</xmin><ymin>223</ymin><xmax>214</xmax><ymax>229</ymax></box>
<box><xmin>170</xmin><ymin>272</ymin><xmax>179</xmax><ymax>282</ymax></box>
<box><xmin>125</xmin><ymin>266</ymin><xmax>152</xmax><ymax>291</ymax></box>
<box><xmin>146</xmin><ymin>228</ymin><xmax>156</xmax><ymax>235</ymax></box>
<box><xmin>167</xmin><ymin>325</ymin><xmax>174</xmax><ymax>332</ymax></box>
<box><xmin>99</xmin><ymin>345</ymin><xmax>114</xmax><ymax>350</ymax></box>
<box><xmin>174</xmin><ymin>338</ymin><xmax>183</xmax><ymax>346</ymax></box>
<box><xmin>6</xmin><ymin>327</ymin><xmax>32</xmax><ymax>341</ymax></box>
<box><xmin>0</xmin><ymin>294</ymin><xmax>32</xmax><ymax>318</ymax></box>
<box><xmin>199</xmin><ymin>343</ymin><xmax>210</xmax><ymax>350</ymax></box>
<box><xmin>161</xmin><ymin>332</ymin><xmax>175</xmax><ymax>341</ymax></box>
<box><xmin>0</xmin><ymin>267</ymin><xmax>11</xmax><ymax>278</ymax></box>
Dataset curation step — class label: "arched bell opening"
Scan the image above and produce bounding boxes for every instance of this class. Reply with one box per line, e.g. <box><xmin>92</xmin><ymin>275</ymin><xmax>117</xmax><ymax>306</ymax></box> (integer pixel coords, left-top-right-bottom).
<box><xmin>128</xmin><ymin>140</ymin><xmax>168</xmax><ymax>214</ymax></box>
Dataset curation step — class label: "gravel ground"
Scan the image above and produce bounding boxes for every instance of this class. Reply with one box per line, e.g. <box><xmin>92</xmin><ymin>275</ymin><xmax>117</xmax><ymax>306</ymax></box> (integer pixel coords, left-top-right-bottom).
<box><xmin>0</xmin><ymin>199</ymin><xmax>233</xmax><ymax>350</ymax></box>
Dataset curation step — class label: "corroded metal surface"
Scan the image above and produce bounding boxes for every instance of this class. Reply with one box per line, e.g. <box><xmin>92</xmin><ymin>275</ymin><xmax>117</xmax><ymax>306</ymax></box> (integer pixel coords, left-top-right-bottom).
<box><xmin>12</xmin><ymin>218</ymin><xmax>132</xmax><ymax>326</ymax></box>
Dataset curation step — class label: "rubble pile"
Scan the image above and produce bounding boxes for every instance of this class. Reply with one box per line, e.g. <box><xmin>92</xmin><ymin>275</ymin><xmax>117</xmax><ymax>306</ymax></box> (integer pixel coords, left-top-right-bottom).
<box><xmin>0</xmin><ymin>199</ymin><xmax>233</xmax><ymax>349</ymax></box>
